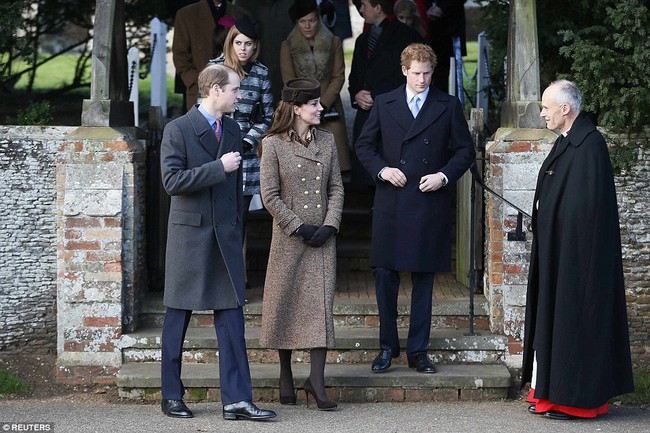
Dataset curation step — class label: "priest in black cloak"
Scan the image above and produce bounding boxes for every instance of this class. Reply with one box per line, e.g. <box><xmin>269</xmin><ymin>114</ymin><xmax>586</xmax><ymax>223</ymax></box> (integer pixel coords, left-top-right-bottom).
<box><xmin>521</xmin><ymin>79</ymin><xmax>634</xmax><ymax>420</ymax></box>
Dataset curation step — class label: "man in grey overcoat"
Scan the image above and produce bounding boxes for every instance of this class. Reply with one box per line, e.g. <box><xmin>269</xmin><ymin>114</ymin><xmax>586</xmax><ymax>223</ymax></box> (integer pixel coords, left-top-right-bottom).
<box><xmin>355</xmin><ymin>43</ymin><xmax>475</xmax><ymax>374</ymax></box>
<box><xmin>159</xmin><ymin>64</ymin><xmax>275</xmax><ymax>421</ymax></box>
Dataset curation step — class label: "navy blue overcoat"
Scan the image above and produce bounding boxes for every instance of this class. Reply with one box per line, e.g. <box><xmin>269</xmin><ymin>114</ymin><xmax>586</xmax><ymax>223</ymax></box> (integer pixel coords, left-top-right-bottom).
<box><xmin>355</xmin><ymin>85</ymin><xmax>475</xmax><ymax>272</ymax></box>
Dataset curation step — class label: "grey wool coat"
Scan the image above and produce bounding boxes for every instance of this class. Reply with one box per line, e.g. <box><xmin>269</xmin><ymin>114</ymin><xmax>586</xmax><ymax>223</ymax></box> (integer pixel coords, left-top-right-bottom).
<box><xmin>259</xmin><ymin>129</ymin><xmax>344</xmax><ymax>349</ymax></box>
<box><xmin>160</xmin><ymin>106</ymin><xmax>246</xmax><ymax>310</ymax></box>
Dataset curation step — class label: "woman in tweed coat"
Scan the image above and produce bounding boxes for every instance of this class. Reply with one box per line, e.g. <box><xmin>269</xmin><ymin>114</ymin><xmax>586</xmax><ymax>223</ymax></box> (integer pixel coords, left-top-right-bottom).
<box><xmin>280</xmin><ymin>0</ymin><xmax>351</xmax><ymax>171</ymax></box>
<box><xmin>259</xmin><ymin>78</ymin><xmax>344</xmax><ymax>410</ymax></box>
<box><xmin>207</xmin><ymin>16</ymin><xmax>273</xmax><ymax>224</ymax></box>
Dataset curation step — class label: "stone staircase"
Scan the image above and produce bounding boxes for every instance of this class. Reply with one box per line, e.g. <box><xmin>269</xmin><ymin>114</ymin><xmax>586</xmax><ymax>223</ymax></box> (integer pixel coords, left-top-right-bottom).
<box><xmin>116</xmin><ymin>184</ymin><xmax>511</xmax><ymax>402</ymax></box>
<box><xmin>117</xmin><ymin>288</ymin><xmax>510</xmax><ymax>402</ymax></box>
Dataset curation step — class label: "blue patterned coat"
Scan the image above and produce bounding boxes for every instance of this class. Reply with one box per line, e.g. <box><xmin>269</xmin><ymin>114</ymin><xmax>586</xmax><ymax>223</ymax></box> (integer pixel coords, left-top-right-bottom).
<box><xmin>207</xmin><ymin>56</ymin><xmax>274</xmax><ymax>195</ymax></box>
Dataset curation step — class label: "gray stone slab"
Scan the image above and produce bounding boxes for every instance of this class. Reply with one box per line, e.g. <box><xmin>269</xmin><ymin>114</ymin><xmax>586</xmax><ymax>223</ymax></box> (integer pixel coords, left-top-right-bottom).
<box><xmin>121</xmin><ymin>327</ymin><xmax>507</xmax><ymax>352</ymax></box>
<box><xmin>116</xmin><ymin>362</ymin><xmax>511</xmax><ymax>389</ymax></box>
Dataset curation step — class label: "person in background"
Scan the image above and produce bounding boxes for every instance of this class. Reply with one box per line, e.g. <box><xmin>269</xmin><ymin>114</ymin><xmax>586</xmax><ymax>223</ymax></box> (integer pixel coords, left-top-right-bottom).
<box><xmin>521</xmin><ymin>79</ymin><xmax>634</xmax><ymax>421</ymax></box>
<box><xmin>394</xmin><ymin>0</ymin><xmax>425</xmax><ymax>37</ymax></box>
<box><xmin>159</xmin><ymin>64</ymin><xmax>276</xmax><ymax>422</ymax></box>
<box><xmin>172</xmin><ymin>0</ymin><xmax>249</xmax><ymax>112</ymax></box>
<box><xmin>258</xmin><ymin>78</ymin><xmax>344</xmax><ymax>411</ymax></box>
<box><xmin>236</xmin><ymin>0</ymin><xmax>295</xmax><ymax>103</ymax></box>
<box><xmin>281</xmin><ymin>0</ymin><xmax>352</xmax><ymax>172</ymax></box>
<box><xmin>348</xmin><ymin>0</ymin><xmax>421</xmax><ymax>184</ymax></box>
<box><xmin>207</xmin><ymin>16</ymin><xmax>273</xmax><ymax>235</ymax></box>
<box><xmin>425</xmin><ymin>0</ymin><xmax>466</xmax><ymax>92</ymax></box>
<box><xmin>355</xmin><ymin>43</ymin><xmax>475</xmax><ymax>375</ymax></box>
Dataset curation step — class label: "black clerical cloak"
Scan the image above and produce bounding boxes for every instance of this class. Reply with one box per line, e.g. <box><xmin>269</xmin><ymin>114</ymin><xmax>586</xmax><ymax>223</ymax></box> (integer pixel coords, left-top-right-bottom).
<box><xmin>521</xmin><ymin>113</ymin><xmax>634</xmax><ymax>408</ymax></box>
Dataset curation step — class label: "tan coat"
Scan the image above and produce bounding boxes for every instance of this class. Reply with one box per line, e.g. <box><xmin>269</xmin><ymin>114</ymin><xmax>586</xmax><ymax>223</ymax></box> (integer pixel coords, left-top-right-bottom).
<box><xmin>280</xmin><ymin>26</ymin><xmax>351</xmax><ymax>171</ymax></box>
<box><xmin>259</xmin><ymin>129</ymin><xmax>344</xmax><ymax>349</ymax></box>
<box><xmin>172</xmin><ymin>0</ymin><xmax>249</xmax><ymax>111</ymax></box>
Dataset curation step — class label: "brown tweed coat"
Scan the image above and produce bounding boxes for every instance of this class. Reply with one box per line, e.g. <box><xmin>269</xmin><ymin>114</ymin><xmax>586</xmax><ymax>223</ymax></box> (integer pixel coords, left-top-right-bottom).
<box><xmin>280</xmin><ymin>25</ymin><xmax>351</xmax><ymax>171</ymax></box>
<box><xmin>259</xmin><ymin>129</ymin><xmax>344</xmax><ymax>349</ymax></box>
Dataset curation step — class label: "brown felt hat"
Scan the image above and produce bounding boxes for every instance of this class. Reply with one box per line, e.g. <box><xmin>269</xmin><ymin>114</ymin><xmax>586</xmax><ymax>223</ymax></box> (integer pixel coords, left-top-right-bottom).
<box><xmin>281</xmin><ymin>78</ymin><xmax>321</xmax><ymax>104</ymax></box>
<box><xmin>288</xmin><ymin>0</ymin><xmax>319</xmax><ymax>21</ymax></box>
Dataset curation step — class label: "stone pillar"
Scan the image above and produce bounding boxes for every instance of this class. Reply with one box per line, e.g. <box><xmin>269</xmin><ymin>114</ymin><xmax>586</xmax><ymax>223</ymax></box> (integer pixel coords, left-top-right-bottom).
<box><xmin>501</xmin><ymin>0</ymin><xmax>545</xmax><ymax>129</ymax></box>
<box><xmin>81</xmin><ymin>0</ymin><xmax>134</xmax><ymax>127</ymax></box>
<box><xmin>56</xmin><ymin>127</ymin><xmax>146</xmax><ymax>384</ymax></box>
<box><xmin>483</xmin><ymin>127</ymin><xmax>556</xmax><ymax>367</ymax></box>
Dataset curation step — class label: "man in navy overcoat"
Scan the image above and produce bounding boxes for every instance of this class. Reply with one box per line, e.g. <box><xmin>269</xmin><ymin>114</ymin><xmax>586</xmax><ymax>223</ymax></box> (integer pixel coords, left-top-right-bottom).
<box><xmin>159</xmin><ymin>64</ymin><xmax>275</xmax><ymax>421</ymax></box>
<box><xmin>355</xmin><ymin>43</ymin><xmax>475</xmax><ymax>373</ymax></box>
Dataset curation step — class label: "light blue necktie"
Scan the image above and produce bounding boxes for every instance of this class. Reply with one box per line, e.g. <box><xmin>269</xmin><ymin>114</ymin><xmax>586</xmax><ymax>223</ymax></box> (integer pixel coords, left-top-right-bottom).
<box><xmin>411</xmin><ymin>95</ymin><xmax>421</xmax><ymax>118</ymax></box>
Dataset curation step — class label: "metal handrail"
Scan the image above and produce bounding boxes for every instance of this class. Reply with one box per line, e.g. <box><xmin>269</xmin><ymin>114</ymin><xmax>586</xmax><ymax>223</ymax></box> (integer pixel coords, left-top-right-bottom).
<box><xmin>466</xmin><ymin>162</ymin><xmax>532</xmax><ymax>336</ymax></box>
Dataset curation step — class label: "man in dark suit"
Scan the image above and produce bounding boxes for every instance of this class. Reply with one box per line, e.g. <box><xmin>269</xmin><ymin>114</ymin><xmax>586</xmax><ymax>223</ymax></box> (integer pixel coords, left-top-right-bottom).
<box><xmin>348</xmin><ymin>0</ymin><xmax>421</xmax><ymax>183</ymax></box>
<box><xmin>159</xmin><ymin>64</ymin><xmax>275</xmax><ymax>421</ymax></box>
<box><xmin>355</xmin><ymin>43</ymin><xmax>475</xmax><ymax>374</ymax></box>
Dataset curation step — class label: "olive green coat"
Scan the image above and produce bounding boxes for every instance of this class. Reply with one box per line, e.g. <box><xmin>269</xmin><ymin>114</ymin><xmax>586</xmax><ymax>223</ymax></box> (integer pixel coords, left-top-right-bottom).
<box><xmin>259</xmin><ymin>129</ymin><xmax>344</xmax><ymax>349</ymax></box>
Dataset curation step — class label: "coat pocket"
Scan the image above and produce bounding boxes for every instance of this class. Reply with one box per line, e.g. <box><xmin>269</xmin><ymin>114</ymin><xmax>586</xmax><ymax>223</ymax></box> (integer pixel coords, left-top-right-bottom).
<box><xmin>170</xmin><ymin>210</ymin><xmax>201</xmax><ymax>227</ymax></box>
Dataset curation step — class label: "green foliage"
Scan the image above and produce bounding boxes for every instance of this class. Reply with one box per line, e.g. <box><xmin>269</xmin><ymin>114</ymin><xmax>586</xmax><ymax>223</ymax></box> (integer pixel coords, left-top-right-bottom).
<box><xmin>616</xmin><ymin>369</ymin><xmax>650</xmax><ymax>405</ymax></box>
<box><xmin>560</xmin><ymin>0</ymin><xmax>650</xmax><ymax>135</ymax></box>
<box><xmin>17</xmin><ymin>100</ymin><xmax>53</xmax><ymax>126</ymax></box>
<box><xmin>0</xmin><ymin>369</ymin><xmax>29</xmax><ymax>396</ymax></box>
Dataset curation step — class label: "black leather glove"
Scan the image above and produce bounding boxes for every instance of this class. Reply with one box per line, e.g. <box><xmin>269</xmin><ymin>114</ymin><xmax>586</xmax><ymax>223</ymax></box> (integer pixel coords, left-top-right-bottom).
<box><xmin>294</xmin><ymin>224</ymin><xmax>319</xmax><ymax>242</ymax></box>
<box><xmin>307</xmin><ymin>225</ymin><xmax>337</xmax><ymax>247</ymax></box>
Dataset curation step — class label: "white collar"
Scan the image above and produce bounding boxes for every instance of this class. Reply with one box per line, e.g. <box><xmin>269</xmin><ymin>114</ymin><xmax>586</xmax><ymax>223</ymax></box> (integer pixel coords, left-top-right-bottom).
<box><xmin>405</xmin><ymin>86</ymin><xmax>430</xmax><ymax>105</ymax></box>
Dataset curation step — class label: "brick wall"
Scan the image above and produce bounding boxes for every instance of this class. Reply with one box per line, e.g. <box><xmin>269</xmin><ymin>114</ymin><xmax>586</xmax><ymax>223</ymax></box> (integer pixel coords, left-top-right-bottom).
<box><xmin>0</xmin><ymin>125</ymin><xmax>147</xmax><ymax>385</ymax></box>
<box><xmin>56</xmin><ymin>127</ymin><xmax>146</xmax><ymax>384</ymax></box>
<box><xmin>485</xmin><ymin>128</ymin><xmax>650</xmax><ymax>371</ymax></box>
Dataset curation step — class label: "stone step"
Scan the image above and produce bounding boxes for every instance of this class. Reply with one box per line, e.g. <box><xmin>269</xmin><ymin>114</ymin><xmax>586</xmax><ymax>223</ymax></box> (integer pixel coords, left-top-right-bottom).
<box><xmin>137</xmin><ymin>292</ymin><xmax>490</xmax><ymax>331</ymax></box>
<box><xmin>120</xmin><ymin>327</ymin><xmax>507</xmax><ymax>365</ymax></box>
<box><xmin>116</xmin><ymin>362</ymin><xmax>511</xmax><ymax>402</ymax></box>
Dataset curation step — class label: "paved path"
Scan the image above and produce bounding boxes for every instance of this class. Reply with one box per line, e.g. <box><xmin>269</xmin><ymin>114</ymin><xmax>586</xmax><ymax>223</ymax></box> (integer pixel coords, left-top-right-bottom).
<box><xmin>1</xmin><ymin>399</ymin><xmax>647</xmax><ymax>433</ymax></box>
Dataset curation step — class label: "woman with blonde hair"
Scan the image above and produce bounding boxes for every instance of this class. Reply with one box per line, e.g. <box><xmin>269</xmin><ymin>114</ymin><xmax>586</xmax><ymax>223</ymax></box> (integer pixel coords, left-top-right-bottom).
<box><xmin>207</xmin><ymin>16</ymin><xmax>273</xmax><ymax>230</ymax></box>
<box><xmin>258</xmin><ymin>78</ymin><xmax>344</xmax><ymax>410</ymax></box>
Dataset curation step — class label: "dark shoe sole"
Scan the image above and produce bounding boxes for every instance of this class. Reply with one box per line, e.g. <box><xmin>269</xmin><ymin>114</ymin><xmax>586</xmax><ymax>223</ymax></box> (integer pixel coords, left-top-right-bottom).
<box><xmin>163</xmin><ymin>412</ymin><xmax>194</xmax><ymax>418</ymax></box>
<box><xmin>223</xmin><ymin>413</ymin><xmax>277</xmax><ymax>421</ymax></box>
<box><xmin>544</xmin><ymin>411</ymin><xmax>578</xmax><ymax>420</ymax></box>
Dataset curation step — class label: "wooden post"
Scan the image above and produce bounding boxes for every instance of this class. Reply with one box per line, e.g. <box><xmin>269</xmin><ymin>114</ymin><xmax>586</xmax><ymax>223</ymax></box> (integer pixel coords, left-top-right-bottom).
<box><xmin>128</xmin><ymin>47</ymin><xmax>140</xmax><ymax>126</ymax></box>
<box><xmin>150</xmin><ymin>17</ymin><xmax>168</xmax><ymax>118</ymax></box>
<box><xmin>477</xmin><ymin>32</ymin><xmax>490</xmax><ymax>126</ymax></box>
<box><xmin>81</xmin><ymin>0</ymin><xmax>134</xmax><ymax>126</ymax></box>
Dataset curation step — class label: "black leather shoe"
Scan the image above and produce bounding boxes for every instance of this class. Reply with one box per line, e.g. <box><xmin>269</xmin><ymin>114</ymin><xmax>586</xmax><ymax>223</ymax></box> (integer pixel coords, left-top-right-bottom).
<box><xmin>544</xmin><ymin>410</ymin><xmax>578</xmax><ymax>420</ymax></box>
<box><xmin>407</xmin><ymin>353</ymin><xmax>437</xmax><ymax>373</ymax></box>
<box><xmin>528</xmin><ymin>404</ymin><xmax>545</xmax><ymax>414</ymax></box>
<box><xmin>371</xmin><ymin>349</ymin><xmax>393</xmax><ymax>372</ymax></box>
<box><xmin>161</xmin><ymin>399</ymin><xmax>193</xmax><ymax>418</ymax></box>
<box><xmin>222</xmin><ymin>400</ymin><xmax>277</xmax><ymax>421</ymax></box>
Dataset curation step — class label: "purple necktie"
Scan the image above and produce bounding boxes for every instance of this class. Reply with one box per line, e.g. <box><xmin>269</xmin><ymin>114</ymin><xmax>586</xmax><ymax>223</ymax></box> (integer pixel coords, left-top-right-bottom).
<box><xmin>214</xmin><ymin>118</ymin><xmax>221</xmax><ymax>142</ymax></box>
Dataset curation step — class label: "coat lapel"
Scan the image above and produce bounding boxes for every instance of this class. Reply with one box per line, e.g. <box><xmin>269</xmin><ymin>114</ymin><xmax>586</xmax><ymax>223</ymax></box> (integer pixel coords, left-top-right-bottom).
<box><xmin>385</xmin><ymin>87</ymin><xmax>413</xmax><ymax>135</ymax></box>
<box><xmin>292</xmin><ymin>131</ymin><xmax>322</xmax><ymax>163</ymax></box>
<box><xmin>187</xmin><ymin>106</ymin><xmax>220</xmax><ymax>159</ymax></box>
<box><xmin>404</xmin><ymin>90</ymin><xmax>447</xmax><ymax>141</ymax></box>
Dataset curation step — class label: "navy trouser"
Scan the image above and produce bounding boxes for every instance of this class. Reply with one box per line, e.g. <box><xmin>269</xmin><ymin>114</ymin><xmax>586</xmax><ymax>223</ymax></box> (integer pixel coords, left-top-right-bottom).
<box><xmin>374</xmin><ymin>267</ymin><xmax>435</xmax><ymax>356</ymax></box>
<box><xmin>161</xmin><ymin>307</ymin><xmax>252</xmax><ymax>404</ymax></box>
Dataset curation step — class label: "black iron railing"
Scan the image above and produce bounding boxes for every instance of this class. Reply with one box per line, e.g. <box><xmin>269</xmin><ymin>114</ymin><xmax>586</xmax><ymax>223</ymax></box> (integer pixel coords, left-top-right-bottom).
<box><xmin>466</xmin><ymin>163</ymin><xmax>532</xmax><ymax>336</ymax></box>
